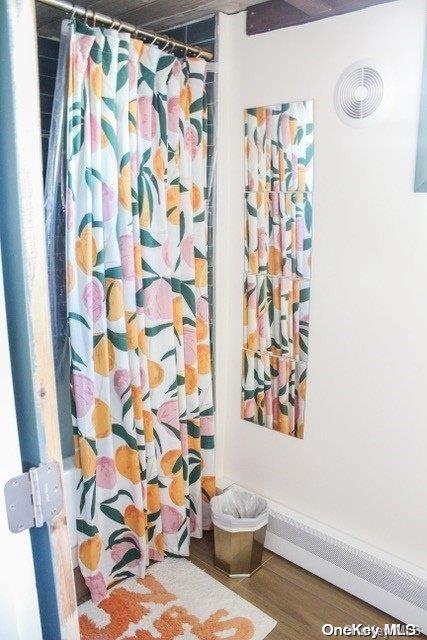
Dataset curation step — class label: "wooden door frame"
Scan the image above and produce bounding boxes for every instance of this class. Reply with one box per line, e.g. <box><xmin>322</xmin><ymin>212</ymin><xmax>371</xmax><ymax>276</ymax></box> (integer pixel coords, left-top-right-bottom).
<box><xmin>0</xmin><ymin>245</ymin><xmax>43</xmax><ymax>640</ymax></box>
<box><xmin>0</xmin><ymin>1</ymin><xmax>79</xmax><ymax>638</ymax></box>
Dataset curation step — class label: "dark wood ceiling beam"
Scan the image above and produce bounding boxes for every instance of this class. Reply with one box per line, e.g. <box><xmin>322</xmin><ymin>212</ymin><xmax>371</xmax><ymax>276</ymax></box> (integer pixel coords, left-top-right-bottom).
<box><xmin>285</xmin><ymin>0</ymin><xmax>333</xmax><ymax>17</ymax></box>
<box><xmin>246</xmin><ymin>0</ymin><xmax>397</xmax><ymax>35</ymax></box>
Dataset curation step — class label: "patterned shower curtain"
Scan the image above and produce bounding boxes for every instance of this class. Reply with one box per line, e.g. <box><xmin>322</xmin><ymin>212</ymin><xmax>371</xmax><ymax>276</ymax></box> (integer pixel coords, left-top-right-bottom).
<box><xmin>66</xmin><ymin>21</ymin><xmax>215</xmax><ymax>602</ymax></box>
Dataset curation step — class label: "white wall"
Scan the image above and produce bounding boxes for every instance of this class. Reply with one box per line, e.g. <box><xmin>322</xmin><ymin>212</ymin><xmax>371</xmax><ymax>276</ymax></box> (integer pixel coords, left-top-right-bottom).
<box><xmin>215</xmin><ymin>0</ymin><xmax>427</xmax><ymax>570</ymax></box>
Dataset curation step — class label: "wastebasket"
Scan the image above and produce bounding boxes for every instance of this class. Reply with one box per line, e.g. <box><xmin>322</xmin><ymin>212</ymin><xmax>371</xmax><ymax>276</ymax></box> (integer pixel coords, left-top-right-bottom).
<box><xmin>210</xmin><ymin>486</ymin><xmax>269</xmax><ymax>577</ymax></box>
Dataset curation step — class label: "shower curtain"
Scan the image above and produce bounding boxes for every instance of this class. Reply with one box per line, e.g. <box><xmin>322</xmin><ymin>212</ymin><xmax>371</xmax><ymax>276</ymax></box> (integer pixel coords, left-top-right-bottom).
<box><xmin>65</xmin><ymin>21</ymin><xmax>214</xmax><ymax>602</ymax></box>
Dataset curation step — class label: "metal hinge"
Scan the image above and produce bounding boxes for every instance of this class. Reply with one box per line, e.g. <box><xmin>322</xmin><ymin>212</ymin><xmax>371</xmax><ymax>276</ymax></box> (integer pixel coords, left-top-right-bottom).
<box><xmin>4</xmin><ymin>461</ymin><xmax>63</xmax><ymax>533</ymax></box>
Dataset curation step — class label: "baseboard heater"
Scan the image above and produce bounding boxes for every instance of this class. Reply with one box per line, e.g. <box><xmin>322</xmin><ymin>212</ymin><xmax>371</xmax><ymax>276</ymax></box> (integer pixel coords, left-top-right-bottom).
<box><xmin>219</xmin><ymin>481</ymin><xmax>427</xmax><ymax>633</ymax></box>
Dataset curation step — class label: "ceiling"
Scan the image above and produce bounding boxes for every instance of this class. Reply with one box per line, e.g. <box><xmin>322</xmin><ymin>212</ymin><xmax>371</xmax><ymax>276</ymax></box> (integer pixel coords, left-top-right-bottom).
<box><xmin>36</xmin><ymin>0</ymin><xmax>266</xmax><ymax>38</ymax></box>
<box><xmin>36</xmin><ymin>0</ymin><xmax>394</xmax><ymax>40</ymax></box>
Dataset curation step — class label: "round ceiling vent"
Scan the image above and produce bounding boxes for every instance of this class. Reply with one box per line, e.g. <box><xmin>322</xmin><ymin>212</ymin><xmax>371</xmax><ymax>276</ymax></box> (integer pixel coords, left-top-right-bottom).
<box><xmin>334</xmin><ymin>62</ymin><xmax>385</xmax><ymax>126</ymax></box>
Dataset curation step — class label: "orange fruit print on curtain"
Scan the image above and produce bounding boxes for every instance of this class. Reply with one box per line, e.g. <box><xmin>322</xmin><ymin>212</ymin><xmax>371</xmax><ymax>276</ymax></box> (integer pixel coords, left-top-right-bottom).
<box><xmin>66</xmin><ymin>20</ymin><xmax>215</xmax><ymax>602</ymax></box>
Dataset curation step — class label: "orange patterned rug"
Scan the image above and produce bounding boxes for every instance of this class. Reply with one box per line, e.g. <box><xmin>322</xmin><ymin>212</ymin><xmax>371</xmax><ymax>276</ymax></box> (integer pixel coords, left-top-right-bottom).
<box><xmin>78</xmin><ymin>559</ymin><xmax>276</xmax><ymax>640</ymax></box>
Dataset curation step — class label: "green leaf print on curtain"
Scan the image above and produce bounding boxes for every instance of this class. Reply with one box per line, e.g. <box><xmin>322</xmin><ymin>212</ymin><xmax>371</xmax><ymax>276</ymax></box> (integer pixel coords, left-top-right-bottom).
<box><xmin>242</xmin><ymin>101</ymin><xmax>313</xmax><ymax>439</ymax></box>
<box><xmin>66</xmin><ymin>21</ymin><xmax>214</xmax><ymax>603</ymax></box>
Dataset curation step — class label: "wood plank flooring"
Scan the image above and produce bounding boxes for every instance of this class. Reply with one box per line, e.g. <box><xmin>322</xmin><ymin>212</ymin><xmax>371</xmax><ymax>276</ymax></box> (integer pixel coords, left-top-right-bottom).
<box><xmin>189</xmin><ymin>532</ymin><xmax>408</xmax><ymax>640</ymax></box>
<box><xmin>75</xmin><ymin>531</ymin><xmax>420</xmax><ymax>639</ymax></box>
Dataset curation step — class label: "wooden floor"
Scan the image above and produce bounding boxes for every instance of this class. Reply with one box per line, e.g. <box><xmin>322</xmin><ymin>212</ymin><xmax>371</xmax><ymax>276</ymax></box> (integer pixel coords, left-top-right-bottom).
<box><xmin>189</xmin><ymin>532</ymin><xmax>406</xmax><ymax>640</ymax></box>
<box><xmin>75</xmin><ymin>531</ymin><xmax>413</xmax><ymax>640</ymax></box>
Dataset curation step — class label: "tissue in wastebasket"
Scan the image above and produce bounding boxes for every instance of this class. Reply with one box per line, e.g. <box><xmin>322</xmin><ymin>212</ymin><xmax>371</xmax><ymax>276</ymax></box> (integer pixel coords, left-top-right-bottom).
<box><xmin>211</xmin><ymin>487</ymin><xmax>269</xmax><ymax>532</ymax></box>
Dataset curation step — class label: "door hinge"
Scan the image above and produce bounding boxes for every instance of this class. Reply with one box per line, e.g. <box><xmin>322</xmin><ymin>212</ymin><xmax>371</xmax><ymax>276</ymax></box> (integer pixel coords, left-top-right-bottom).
<box><xmin>4</xmin><ymin>461</ymin><xmax>63</xmax><ymax>533</ymax></box>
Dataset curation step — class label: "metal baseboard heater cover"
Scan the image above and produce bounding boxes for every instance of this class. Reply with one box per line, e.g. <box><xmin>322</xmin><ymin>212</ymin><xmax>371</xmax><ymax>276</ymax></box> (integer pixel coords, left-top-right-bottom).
<box><xmin>268</xmin><ymin>510</ymin><xmax>427</xmax><ymax>611</ymax></box>
<box><xmin>218</xmin><ymin>481</ymin><xmax>427</xmax><ymax>631</ymax></box>
<box><xmin>4</xmin><ymin>461</ymin><xmax>63</xmax><ymax>533</ymax></box>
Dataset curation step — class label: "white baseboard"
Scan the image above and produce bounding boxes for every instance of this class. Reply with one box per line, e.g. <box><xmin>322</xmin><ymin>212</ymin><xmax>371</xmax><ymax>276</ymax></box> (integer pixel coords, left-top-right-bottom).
<box><xmin>217</xmin><ymin>478</ymin><xmax>427</xmax><ymax>634</ymax></box>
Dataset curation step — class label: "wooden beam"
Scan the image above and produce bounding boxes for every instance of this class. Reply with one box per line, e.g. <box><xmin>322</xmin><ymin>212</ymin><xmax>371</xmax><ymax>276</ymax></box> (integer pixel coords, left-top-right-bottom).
<box><xmin>246</xmin><ymin>0</ymin><xmax>397</xmax><ymax>35</ymax></box>
<box><xmin>286</xmin><ymin>0</ymin><xmax>333</xmax><ymax>17</ymax></box>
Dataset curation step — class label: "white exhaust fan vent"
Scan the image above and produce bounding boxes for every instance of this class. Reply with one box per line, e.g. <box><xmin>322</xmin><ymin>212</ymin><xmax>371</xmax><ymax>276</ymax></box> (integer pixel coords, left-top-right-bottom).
<box><xmin>335</xmin><ymin>61</ymin><xmax>386</xmax><ymax>127</ymax></box>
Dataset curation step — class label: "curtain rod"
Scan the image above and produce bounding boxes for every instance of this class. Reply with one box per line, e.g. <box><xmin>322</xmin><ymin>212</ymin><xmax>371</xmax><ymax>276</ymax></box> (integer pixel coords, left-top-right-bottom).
<box><xmin>36</xmin><ymin>0</ymin><xmax>214</xmax><ymax>61</ymax></box>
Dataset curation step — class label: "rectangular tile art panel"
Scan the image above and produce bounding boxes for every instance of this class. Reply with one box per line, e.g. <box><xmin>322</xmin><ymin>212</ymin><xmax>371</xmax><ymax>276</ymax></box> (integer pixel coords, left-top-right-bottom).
<box><xmin>242</xmin><ymin>100</ymin><xmax>314</xmax><ymax>438</ymax></box>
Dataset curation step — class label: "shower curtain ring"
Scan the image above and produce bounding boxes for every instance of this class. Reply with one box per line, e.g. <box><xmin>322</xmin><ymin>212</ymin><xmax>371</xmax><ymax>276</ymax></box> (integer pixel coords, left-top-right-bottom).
<box><xmin>84</xmin><ymin>8</ymin><xmax>94</xmax><ymax>25</ymax></box>
<box><xmin>69</xmin><ymin>3</ymin><xmax>77</xmax><ymax>19</ymax></box>
<box><xmin>151</xmin><ymin>35</ymin><xmax>158</xmax><ymax>46</ymax></box>
<box><xmin>118</xmin><ymin>21</ymin><xmax>124</xmax><ymax>32</ymax></box>
<box><xmin>196</xmin><ymin>49</ymin><xmax>203</xmax><ymax>59</ymax></box>
<box><xmin>93</xmin><ymin>12</ymin><xmax>97</xmax><ymax>27</ymax></box>
<box><xmin>110</xmin><ymin>19</ymin><xmax>117</xmax><ymax>29</ymax></box>
<box><xmin>161</xmin><ymin>39</ymin><xmax>170</xmax><ymax>51</ymax></box>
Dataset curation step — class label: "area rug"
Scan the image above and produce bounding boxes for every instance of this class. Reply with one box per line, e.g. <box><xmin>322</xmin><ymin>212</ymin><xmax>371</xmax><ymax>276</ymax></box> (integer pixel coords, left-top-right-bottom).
<box><xmin>78</xmin><ymin>558</ymin><xmax>277</xmax><ymax>640</ymax></box>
